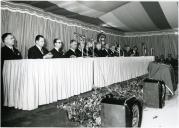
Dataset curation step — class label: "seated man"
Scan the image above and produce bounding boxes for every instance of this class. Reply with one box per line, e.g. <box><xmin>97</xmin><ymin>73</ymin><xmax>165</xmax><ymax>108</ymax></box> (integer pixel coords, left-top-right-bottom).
<box><xmin>131</xmin><ymin>45</ymin><xmax>139</xmax><ymax>56</ymax></box>
<box><xmin>159</xmin><ymin>54</ymin><xmax>166</xmax><ymax>63</ymax></box>
<box><xmin>50</xmin><ymin>38</ymin><xmax>64</xmax><ymax>58</ymax></box>
<box><xmin>123</xmin><ymin>45</ymin><xmax>133</xmax><ymax>57</ymax></box>
<box><xmin>102</xmin><ymin>43</ymin><xmax>110</xmax><ymax>57</ymax></box>
<box><xmin>94</xmin><ymin>42</ymin><xmax>104</xmax><ymax>57</ymax></box>
<box><xmin>1</xmin><ymin>33</ymin><xmax>22</xmax><ymax>67</ymax></box>
<box><xmin>165</xmin><ymin>54</ymin><xmax>176</xmax><ymax>67</ymax></box>
<box><xmin>28</xmin><ymin>35</ymin><xmax>53</xmax><ymax>59</ymax></box>
<box><xmin>65</xmin><ymin>39</ymin><xmax>78</xmax><ymax>58</ymax></box>
<box><xmin>1</xmin><ymin>33</ymin><xmax>22</xmax><ymax>106</ymax></box>
<box><xmin>116</xmin><ymin>44</ymin><xmax>124</xmax><ymax>56</ymax></box>
<box><xmin>76</xmin><ymin>43</ymin><xmax>82</xmax><ymax>57</ymax></box>
<box><xmin>84</xmin><ymin>40</ymin><xmax>93</xmax><ymax>57</ymax></box>
<box><xmin>108</xmin><ymin>45</ymin><xmax>116</xmax><ymax>57</ymax></box>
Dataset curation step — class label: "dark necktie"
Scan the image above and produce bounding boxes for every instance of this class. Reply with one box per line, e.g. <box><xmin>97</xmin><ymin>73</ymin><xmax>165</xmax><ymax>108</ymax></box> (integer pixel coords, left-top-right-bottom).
<box><xmin>41</xmin><ymin>48</ymin><xmax>44</xmax><ymax>54</ymax></box>
<box><xmin>11</xmin><ymin>48</ymin><xmax>14</xmax><ymax>52</ymax></box>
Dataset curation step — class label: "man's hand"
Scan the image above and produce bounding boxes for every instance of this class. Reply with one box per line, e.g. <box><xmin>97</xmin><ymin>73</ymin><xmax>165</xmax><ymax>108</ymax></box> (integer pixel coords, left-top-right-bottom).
<box><xmin>43</xmin><ymin>52</ymin><xmax>53</xmax><ymax>59</ymax></box>
<box><xmin>70</xmin><ymin>55</ymin><xmax>77</xmax><ymax>58</ymax></box>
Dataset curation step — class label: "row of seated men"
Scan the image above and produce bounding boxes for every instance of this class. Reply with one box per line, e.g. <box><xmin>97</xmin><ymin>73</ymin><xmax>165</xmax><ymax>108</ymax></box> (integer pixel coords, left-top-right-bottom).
<box><xmin>0</xmin><ymin>33</ymin><xmax>138</xmax><ymax>106</ymax></box>
<box><xmin>155</xmin><ymin>54</ymin><xmax>178</xmax><ymax>68</ymax></box>
<box><xmin>1</xmin><ymin>33</ymin><xmax>139</xmax><ymax>63</ymax></box>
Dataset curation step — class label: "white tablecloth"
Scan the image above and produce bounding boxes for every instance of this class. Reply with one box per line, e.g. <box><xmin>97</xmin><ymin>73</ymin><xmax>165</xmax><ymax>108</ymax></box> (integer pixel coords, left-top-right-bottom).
<box><xmin>3</xmin><ymin>56</ymin><xmax>154</xmax><ymax>110</ymax></box>
<box><xmin>3</xmin><ymin>58</ymin><xmax>94</xmax><ymax>110</ymax></box>
<box><xmin>94</xmin><ymin>56</ymin><xmax>154</xmax><ymax>87</ymax></box>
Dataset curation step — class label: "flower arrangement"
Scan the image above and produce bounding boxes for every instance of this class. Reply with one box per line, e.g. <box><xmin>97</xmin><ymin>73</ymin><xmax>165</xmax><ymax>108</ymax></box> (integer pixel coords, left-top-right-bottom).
<box><xmin>58</xmin><ymin>77</ymin><xmax>144</xmax><ymax>127</ymax></box>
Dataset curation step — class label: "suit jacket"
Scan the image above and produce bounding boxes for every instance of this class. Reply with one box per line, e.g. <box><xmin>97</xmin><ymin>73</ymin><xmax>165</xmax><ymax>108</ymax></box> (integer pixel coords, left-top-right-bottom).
<box><xmin>28</xmin><ymin>45</ymin><xmax>49</xmax><ymax>59</ymax></box>
<box><xmin>65</xmin><ymin>49</ymin><xmax>77</xmax><ymax>58</ymax></box>
<box><xmin>131</xmin><ymin>50</ymin><xmax>139</xmax><ymax>56</ymax></box>
<box><xmin>102</xmin><ymin>49</ymin><xmax>110</xmax><ymax>57</ymax></box>
<box><xmin>75</xmin><ymin>48</ymin><xmax>82</xmax><ymax>57</ymax></box>
<box><xmin>84</xmin><ymin>48</ymin><xmax>93</xmax><ymax>57</ymax></box>
<box><xmin>94</xmin><ymin>48</ymin><xmax>104</xmax><ymax>57</ymax></box>
<box><xmin>123</xmin><ymin>49</ymin><xmax>133</xmax><ymax>57</ymax></box>
<box><xmin>108</xmin><ymin>49</ymin><xmax>118</xmax><ymax>57</ymax></box>
<box><xmin>50</xmin><ymin>48</ymin><xmax>64</xmax><ymax>58</ymax></box>
<box><xmin>1</xmin><ymin>45</ymin><xmax>22</xmax><ymax>69</ymax></box>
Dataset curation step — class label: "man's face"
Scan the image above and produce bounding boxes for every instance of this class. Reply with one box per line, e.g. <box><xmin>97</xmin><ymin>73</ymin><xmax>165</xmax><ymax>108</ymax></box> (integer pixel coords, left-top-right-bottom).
<box><xmin>126</xmin><ymin>47</ymin><xmax>130</xmax><ymax>52</ymax></box>
<box><xmin>4</xmin><ymin>34</ymin><xmax>15</xmax><ymax>46</ymax></box>
<box><xmin>80</xmin><ymin>41</ymin><xmax>85</xmax><ymax>49</ymax></box>
<box><xmin>100</xmin><ymin>37</ymin><xmax>105</xmax><ymax>45</ymax></box>
<box><xmin>105</xmin><ymin>44</ymin><xmax>109</xmax><ymax>49</ymax></box>
<box><xmin>71</xmin><ymin>41</ymin><xmax>77</xmax><ymax>50</ymax></box>
<box><xmin>110</xmin><ymin>46</ymin><xmax>115</xmax><ymax>51</ymax></box>
<box><xmin>87</xmin><ymin>42</ymin><xmax>93</xmax><ymax>48</ymax></box>
<box><xmin>55</xmin><ymin>40</ymin><xmax>62</xmax><ymax>49</ymax></box>
<box><xmin>36</xmin><ymin>37</ymin><xmax>45</xmax><ymax>47</ymax></box>
<box><xmin>96</xmin><ymin>43</ymin><xmax>102</xmax><ymax>50</ymax></box>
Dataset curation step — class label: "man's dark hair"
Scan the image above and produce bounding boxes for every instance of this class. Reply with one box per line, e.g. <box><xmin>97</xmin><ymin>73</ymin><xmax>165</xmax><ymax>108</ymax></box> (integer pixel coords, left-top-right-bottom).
<box><xmin>70</xmin><ymin>39</ymin><xmax>76</xmax><ymax>44</ymax></box>
<box><xmin>133</xmin><ymin>45</ymin><xmax>138</xmax><ymax>50</ymax></box>
<box><xmin>35</xmin><ymin>35</ymin><xmax>44</xmax><ymax>42</ymax></box>
<box><xmin>2</xmin><ymin>33</ymin><xmax>12</xmax><ymax>42</ymax></box>
<box><xmin>53</xmin><ymin>38</ymin><xmax>59</xmax><ymax>44</ymax></box>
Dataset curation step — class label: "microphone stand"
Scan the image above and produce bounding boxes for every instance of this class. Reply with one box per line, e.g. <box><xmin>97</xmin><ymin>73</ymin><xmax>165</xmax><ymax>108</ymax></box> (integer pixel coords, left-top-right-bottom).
<box><xmin>92</xmin><ymin>39</ymin><xmax>95</xmax><ymax>57</ymax></box>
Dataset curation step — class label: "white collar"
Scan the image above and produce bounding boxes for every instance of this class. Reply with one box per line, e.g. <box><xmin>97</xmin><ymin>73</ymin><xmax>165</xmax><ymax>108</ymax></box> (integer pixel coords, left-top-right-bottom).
<box><xmin>36</xmin><ymin>44</ymin><xmax>42</xmax><ymax>51</ymax></box>
<box><xmin>78</xmin><ymin>48</ymin><xmax>82</xmax><ymax>51</ymax></box>
<box><xmin>70</xmin><ymin>48</ymin><xmax>75</xmax><ymax>52</ymax></box>
<box><xmin>5</xmin><ymin>44</ymin><xmax>13</xmax><ymax>50</ymax></box>
<box><xmin>55</xmin><ymin>47</ymin><xmax>59</xmax><ymax>52</ymax></box>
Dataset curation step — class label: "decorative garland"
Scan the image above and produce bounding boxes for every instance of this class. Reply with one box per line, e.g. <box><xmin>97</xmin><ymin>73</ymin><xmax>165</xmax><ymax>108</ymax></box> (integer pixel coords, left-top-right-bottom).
<box><xmin>58</xmin><ymin>77</ymin><xmax>144</xmax><ymax>127</ymax></box>
<box><xmin>1</xmin><ymin>1</ymin><xmax>121</xmax><ymax>37</ymax></box>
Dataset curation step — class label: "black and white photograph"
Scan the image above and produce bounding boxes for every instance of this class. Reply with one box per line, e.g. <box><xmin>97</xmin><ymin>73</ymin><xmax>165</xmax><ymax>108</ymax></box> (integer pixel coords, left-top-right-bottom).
<box><xmin>1</xmin><ymin>0</ymin><xmax>178</xmax><ymax>127</ymax></box>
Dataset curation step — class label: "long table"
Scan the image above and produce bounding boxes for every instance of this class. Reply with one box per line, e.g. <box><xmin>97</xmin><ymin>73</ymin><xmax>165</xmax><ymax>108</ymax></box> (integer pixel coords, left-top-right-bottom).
<box><xmin>3</xmin><ymin>56</ymin><xmax>154</xmax><ymax>110</ymax></box>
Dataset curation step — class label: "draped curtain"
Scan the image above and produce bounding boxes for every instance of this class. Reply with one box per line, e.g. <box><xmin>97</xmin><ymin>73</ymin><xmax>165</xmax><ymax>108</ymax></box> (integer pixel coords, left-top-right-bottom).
<box><xmin>1</xmin><ymin>2</ymin><xmax>121</xmax><ymax>58</ymax></box>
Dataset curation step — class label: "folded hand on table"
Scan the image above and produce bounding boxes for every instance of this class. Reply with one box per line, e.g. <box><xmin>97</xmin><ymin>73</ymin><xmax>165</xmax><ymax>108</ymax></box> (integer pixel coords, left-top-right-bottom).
<box><xmin>43</xmin><ymin>52</ymin><xmax>53</xmax><ymax>59</ymax></box>
<box><xmin>70</xmin><ymin>55</ymin><xmax>77</xmax><ymax>58</ymax></box>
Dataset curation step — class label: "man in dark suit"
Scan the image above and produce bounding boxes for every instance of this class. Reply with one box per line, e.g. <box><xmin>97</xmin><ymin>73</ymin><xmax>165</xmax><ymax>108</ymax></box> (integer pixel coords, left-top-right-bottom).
<box><xmin>65</xmin><ymin>40</ymin><xmax>78</xmax><ymax>58</ymax></box>
<box><xmin>76</xmin><ymin>43</ymin><xmax>82</xmax><ymax>57</ymax></box>
<box><xmin>131</xmin><ymin>45</ymin><xmax>139</xmax><ymax>56</ymax></box>
<box><xmin>1</xmin><ymin>33</ymin><xmax>22</xmax><ymax>66</ymax></box>
<box><xmin>102</xmin><ymin>43</ymin><xmax>110</xmax><ymax>57</ymax></box>
<box><xmin>123</xmin><ymin>45</ymin><xmax>133</xmax><ymax>57</ymax></box>
<box><xmin>108</xmin><ymin>45</ymin><xmax>116</xmax><ymax>57</ymax></box>
<box><xmin>94</xmin><ymin>42</ymin><xmax>104</xmax><ymax>57</ymax></box>
<box><xmin>84</xmin><ymin>41</ymin><xmax>93</xmax><ymax>57</ymax></box>
<box><xmin>1</xmin><ymin>33</ymin><xmax>22</xmax><ymax>106</ymax></box>
<box><xmin>50</xmin><ymin>38</ymin><xmax>64</xmax><ymax>58</ymax></box>
<box><xmin>28</xmin><ymin>35</ymin><xmax>53</xmax><ymax>59</ymax></box>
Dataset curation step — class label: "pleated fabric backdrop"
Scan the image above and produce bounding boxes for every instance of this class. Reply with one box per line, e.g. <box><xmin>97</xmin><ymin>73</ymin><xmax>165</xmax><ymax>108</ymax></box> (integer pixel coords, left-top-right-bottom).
<box><xmin>119</xmin><ymin>34</ymin><xmax>178</xmax><ymax>58</ymax></box>
<box><xmin>1</xmin><ymin>1</ymin><xmax>178</xmax><ymax>59</ymax></box>
<box><xmin>1</xmin><ymin>2</ymin><xmax>121</xmax><ymax>58</ymax></box>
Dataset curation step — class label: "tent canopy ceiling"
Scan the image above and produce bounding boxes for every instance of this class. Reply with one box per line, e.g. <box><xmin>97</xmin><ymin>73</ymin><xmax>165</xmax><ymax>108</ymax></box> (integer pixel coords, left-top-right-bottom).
<box><xmin>12</xmin><ymin>1</ymin><xmax>178</xmax><ymax>32</ymax></box>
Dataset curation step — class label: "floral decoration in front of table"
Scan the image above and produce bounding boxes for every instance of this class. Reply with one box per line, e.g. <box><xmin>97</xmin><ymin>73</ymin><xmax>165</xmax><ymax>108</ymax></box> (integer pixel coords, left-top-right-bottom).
<box><xmin>58</xmin><ymin>77</ymin><xmax>144</xmax><ymax>127</ymax></box>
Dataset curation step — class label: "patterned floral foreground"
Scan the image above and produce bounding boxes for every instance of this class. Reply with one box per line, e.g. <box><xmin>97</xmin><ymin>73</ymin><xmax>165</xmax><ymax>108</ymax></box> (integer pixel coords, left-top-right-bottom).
<box><xmin>58</xmin><ymin>77</ymin><xmax>145</xmax><ymax>127</ymax></box>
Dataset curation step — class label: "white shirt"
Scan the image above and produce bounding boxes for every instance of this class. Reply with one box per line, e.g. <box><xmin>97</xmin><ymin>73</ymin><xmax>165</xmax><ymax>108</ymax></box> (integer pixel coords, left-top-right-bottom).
<box><xmin>55</xmin><ymin>47</ymin><xmax>59</xmax><ymax>52</ymax></box>
<box><xmin>36</xmin><ymin>44</ymin><xmax>43</xmax><ymax>54</ymax></box>
<box><xmin>70</xmin><ymin>48</ymin><xmax>76</xmax><ymax>53</ymax></box>
<box><xmin>5</xmin><ymin>45</ymin><xmax>13</xmax><ymax>51</ymax></box>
